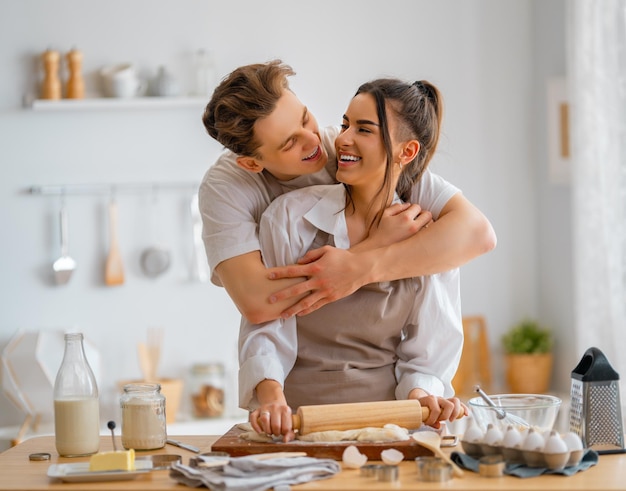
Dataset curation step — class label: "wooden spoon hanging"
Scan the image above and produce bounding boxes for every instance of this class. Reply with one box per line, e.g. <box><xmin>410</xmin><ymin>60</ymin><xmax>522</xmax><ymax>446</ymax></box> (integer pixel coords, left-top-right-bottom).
<box><xmin>104</xmin><ymin>199</ymin><xmax>125</xmax><ymax>286</ymax></box>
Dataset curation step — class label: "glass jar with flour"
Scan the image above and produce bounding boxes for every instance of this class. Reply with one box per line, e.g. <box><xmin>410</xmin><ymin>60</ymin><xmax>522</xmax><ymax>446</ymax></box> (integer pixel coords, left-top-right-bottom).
<box><xmin>120</xmin><ymin>383</ymin><xmax>166</xmax><ymax>450</ymax></box>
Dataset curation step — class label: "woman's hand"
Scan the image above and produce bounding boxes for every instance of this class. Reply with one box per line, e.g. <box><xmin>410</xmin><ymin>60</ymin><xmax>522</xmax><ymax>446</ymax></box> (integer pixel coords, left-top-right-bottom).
<box><xmin>409</xmin><ymin>390</ymin><xmax>468</xmax><ymax>429</ymax></box>
<box><xmin>366</xmin><ymin>203</ymin><xmax>432</xmax><ymax>249</ymax></box>
<box><xmin>250</xmin><ymin>402</ymin><xmax>296</xmax><ymax>442</ymax></box>
<box><xmin>250</xmin><ymin>381</ymin><xmax>295</xmax><ymax>442</ymax></box>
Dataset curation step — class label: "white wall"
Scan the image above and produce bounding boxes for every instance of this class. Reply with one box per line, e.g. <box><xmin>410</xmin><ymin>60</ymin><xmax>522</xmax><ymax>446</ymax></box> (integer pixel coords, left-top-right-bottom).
<box><xmin>531</xmin><ymin>0</ymin><xmax>577</xmax><ymax>395</ymax></box>
<box><xmin>0</xmin><ymin>0</ymin><xmax>570</xmax><ymax>428</ymax></box>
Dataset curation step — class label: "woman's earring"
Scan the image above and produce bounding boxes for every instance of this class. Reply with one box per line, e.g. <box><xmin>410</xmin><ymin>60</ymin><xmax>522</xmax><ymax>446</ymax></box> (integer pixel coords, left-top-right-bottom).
<box><xmin>398</xmin><ymin>162</ymin><xmax>404</xmax><ymax>170</ymax></box>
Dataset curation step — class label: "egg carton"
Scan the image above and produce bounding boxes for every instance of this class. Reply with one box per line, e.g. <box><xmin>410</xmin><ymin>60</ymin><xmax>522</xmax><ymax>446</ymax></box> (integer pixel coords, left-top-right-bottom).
<box><xmin>461</xmin><ymin>423</ymin><xmax>584</xmax><ymax>471</ymax></box>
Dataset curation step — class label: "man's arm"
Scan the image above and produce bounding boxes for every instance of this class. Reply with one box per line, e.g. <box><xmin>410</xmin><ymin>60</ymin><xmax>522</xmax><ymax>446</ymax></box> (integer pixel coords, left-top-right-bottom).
<box><xmin>215</xmin><ymin>251</ymin><xmax>308</xmax><ymax>324</ymax></box>
<box><xmin>268</xmin><ymin>193</ymin><xmax>496</xmax><ymax>317</ymax></box>
<box><xmin>216</xmin><ymin>201</ymin><xmax>433</xmax><ymax>324</ymax></box>
<box><xmin>368</xmin><ymin>193</ymin><xmax>496</xmax><ymax>279</ymax></box>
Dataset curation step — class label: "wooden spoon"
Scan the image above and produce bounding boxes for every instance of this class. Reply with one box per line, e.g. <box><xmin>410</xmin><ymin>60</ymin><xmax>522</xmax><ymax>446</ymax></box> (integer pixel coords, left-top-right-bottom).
<box><xmin>104</xmin><ymin>199</ymin><xmax>124</xmax><ymax>286</ymax></box>
<box><xmin>411</xmin><ymin>431</ymin><xmax>465</xmax><ymax>477</ymax></box>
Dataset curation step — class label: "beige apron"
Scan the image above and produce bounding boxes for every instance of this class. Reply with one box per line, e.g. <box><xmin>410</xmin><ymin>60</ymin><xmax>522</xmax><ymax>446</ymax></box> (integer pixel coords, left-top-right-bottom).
<box><xmin>283</xmin><ymin>277</ymin><xmax>419</xmax><ymax>408</ymax></box>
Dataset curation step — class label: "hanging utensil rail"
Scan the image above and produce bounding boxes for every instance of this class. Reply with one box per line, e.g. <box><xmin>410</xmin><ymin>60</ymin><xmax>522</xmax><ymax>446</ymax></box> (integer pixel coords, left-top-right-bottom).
<box><xmin>27</xmin><ymin>181</ymin><xmax>198</xmax><ymax>196</ymax></box>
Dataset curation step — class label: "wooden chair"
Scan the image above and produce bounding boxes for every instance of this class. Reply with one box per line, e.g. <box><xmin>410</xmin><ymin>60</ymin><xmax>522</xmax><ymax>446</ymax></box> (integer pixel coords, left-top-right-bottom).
<box><xmin>452</xmin><ymin>316</ymin><xmax>493</xmax><ymax>398</ymax></box>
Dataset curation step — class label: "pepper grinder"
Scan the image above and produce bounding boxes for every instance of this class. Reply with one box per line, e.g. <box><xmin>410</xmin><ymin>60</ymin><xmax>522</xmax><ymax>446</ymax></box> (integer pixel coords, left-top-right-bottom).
<box><xmin>41</xmin><ymin>49</ymin><xmax>61</xmax><ymax>100</ymax></box>
<box><xmin>65</xmin><ymin>48</ymin><xmax>85</xmax><ymax>99</ymax></box>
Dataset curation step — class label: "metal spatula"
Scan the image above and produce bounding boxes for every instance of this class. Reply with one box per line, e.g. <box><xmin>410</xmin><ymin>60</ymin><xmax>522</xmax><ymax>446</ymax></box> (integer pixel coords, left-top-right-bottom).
<box><xmin>52</xmin><ymin>204</ymin><xmax>76</xmax><ymax>285</ymax></box>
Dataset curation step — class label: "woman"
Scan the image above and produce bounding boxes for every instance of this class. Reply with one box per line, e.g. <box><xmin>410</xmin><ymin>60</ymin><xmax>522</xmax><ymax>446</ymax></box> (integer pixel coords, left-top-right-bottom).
<box><xmin>239</xmin><ymin>78</ymin><xmax>466</xmax><ymax>441</ymax></box>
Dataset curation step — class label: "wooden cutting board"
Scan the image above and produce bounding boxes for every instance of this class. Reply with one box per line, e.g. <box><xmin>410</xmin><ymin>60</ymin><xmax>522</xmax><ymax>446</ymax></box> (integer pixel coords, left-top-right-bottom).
<box><xmin>211</xmin><ymin>425</ymin><xmax>434</xmax><ymax>461</ymax></box>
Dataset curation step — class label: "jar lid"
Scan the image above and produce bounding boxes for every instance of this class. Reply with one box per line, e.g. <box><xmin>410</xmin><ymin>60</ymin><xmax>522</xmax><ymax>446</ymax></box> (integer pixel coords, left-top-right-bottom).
<box><xmin>123</xmin><ymin>382</ymin><xmax>162</xmax><ymax>392</ymax></box>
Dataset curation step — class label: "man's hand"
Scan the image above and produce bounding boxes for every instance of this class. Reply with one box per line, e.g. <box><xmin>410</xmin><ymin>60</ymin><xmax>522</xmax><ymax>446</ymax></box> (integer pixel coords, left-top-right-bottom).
<box><xmin>267</xmin><ymin>246</ymin><xmax>365</xmax><ymax>318</ymax></box>
<box><xmin>267</xmin><ymin>203</ymin><xmax>433</xmax><ymax>318</ymax></box>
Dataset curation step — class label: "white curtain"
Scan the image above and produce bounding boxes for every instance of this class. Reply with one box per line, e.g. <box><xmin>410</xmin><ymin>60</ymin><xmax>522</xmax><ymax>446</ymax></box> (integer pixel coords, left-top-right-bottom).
<box><xmin>568</xmin><ymin>0</ymin><xmax>626</xmax><ymax>418</ymax></box>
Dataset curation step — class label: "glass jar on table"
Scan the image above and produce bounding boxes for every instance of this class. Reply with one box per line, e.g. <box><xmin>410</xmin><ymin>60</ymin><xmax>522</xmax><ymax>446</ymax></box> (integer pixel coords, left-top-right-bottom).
<box><xmin>120</xmin><ymin>382</ymin><xmax>166</xmax><ymax>450</ymax></box>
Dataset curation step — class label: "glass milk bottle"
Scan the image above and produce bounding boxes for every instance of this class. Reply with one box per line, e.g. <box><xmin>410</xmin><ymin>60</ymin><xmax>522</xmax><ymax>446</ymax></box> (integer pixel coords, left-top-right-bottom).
<box><xmin>53</xmin><ymin>333</ymin><xmax>100</xmax><ymax>457</ymax></box>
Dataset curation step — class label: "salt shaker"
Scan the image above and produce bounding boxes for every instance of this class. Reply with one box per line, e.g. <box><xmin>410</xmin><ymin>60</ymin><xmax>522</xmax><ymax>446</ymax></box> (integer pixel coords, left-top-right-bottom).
<box><xmin>120</xmin><ymin>383</ymin><xmax>166</xmax><ymax>450</ymax></box>
<box><xmin>41</xmin><ymin>49</ymin><xmax>61</xmax><ymax>100</ymax></box>
<box><xmin>65</xmin><ymin>48</ymin><xmax>85</xmax><ymax>99</ymax></box>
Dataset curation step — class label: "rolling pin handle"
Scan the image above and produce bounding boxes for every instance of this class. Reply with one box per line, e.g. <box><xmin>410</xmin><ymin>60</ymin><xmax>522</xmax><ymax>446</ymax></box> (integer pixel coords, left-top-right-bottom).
<box><xmin>291</xmin><ymin>413</ymin><xmax>301</xmax><ymax>431</ymax></box>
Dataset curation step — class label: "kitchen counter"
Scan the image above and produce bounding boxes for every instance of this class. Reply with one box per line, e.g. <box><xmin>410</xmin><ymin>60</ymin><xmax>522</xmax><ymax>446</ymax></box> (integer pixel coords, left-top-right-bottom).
<box><xmin>0</xmin><ymin>435</ymin><xmax>622</xmax><ymax>490</ymax></box>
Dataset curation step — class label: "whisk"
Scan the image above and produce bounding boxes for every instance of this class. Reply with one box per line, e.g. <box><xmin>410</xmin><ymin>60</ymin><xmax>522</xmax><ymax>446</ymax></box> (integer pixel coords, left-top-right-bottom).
<box><xmin>473</xmin><ymin>385</ymin><xmax>530</xmax><ymax>428</ymax></box>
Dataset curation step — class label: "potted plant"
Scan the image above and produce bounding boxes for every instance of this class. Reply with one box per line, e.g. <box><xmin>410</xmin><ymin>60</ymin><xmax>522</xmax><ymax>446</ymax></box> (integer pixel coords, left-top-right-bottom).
<box><xmin>502</xmin><ymin>319</ymin><xmax>554</xmax><ymax>393</ymax></box>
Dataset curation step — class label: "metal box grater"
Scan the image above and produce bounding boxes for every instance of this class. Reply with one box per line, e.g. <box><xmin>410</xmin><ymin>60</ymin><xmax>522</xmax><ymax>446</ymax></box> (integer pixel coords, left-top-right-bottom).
<box><xmin>570</xmin><ymin>347</ymin><xmax>625</xmax><ymax>454</ymax></box>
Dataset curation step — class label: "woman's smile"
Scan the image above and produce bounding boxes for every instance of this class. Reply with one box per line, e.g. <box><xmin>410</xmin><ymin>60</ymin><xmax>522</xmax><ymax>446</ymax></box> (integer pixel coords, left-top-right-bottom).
<box><xmin>337</xmin><ymin>152</ymin><xmax>362</xmax><ymax>168</ymax></box>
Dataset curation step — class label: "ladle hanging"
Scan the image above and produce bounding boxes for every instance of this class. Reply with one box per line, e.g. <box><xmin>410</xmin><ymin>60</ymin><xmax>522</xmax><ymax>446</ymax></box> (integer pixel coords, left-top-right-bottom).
<box><xmin>52</xmin><ymin>198</ymin><xmax>76</xmax><ymax>285</ymax></box>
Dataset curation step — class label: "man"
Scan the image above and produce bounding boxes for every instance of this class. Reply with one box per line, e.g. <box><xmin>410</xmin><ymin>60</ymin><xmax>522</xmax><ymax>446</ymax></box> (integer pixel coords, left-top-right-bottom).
<box><xmin>199</xmin><ymin>60</ymin><xmax>496</xmax><ymax>324</ymax></box>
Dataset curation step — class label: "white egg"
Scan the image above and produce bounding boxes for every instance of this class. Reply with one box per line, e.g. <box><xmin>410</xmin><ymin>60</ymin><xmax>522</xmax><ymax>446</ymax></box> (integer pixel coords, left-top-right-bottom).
<box><xmin>484</xmin><ymin>423</ymin><xmax>504</xmax><ymax>446</ymax></box>
<box><xmin>502</xmin><ymin>425</ymin><xmax>523</xmax><ymax>449</ymax></box>
<box><xmin>381</xmin><ymin>448</ymin><xmax>404</xmax><ymax>465</ymax></box>
<box><xmin>544</xmin><ymin>430</ymin><xmax>568</xmax><ymax>454</ymax></box>
<box><xmin>462</xmin><ymin>418</ymin><xmax>484</xmax><ymax>443</ymax></box>
<box><xmin>342</xmin><ymin>445</ymin><xmax>368</xmax><ymax>468</ymax></box>
<box><xmin>562</xmin><ymin>431</ymin><xmax>584</xmax><ymax>451</ymax></box>
<box><xmin>522</xmin><ymin>428</ymin><xmax>545</xmax><ymax>451</ymax></box>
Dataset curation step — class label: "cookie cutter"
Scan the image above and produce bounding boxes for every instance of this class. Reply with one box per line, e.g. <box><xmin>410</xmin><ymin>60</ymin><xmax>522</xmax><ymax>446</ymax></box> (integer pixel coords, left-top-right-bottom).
<box><xmin>415</xmin><ymin>456</ymin><xmax>453</xmax><ymax>482</ymax></box>
<box><xmin>360</xmin><ymin>464</ymin><xmax>385</xmax><ymax>477</ymax></box>
<box><xmin>377</xmin><ymin>465</ymin><xmax>399</xmax><ymax>482</ymax></box>
<box><xmin>479</xmin><ymin>455</ymin><xmax>505</xmax><ymax>477</ymax></box>
<box><xmin>360</xmin><ymin>464</ymin><xmax>399</xmax><ymax>482</ymax></box>
<box><xmin>136</xmin><ymin>454</ymin><xmax>182</xmax><ymax>470</ymax></box>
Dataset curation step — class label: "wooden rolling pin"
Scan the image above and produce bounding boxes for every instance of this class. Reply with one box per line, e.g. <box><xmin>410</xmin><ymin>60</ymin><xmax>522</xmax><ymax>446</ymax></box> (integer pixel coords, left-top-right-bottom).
<box><xmin>291</xmin><ymin>400</ymin><xmax>429</xmax><ymax>435</ymax></box>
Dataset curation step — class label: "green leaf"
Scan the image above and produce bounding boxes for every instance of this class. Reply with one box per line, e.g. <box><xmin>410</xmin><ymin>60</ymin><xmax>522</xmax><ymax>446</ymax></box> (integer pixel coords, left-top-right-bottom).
<box><xmin>502</xmin><ymin>319</ymin><xmax>553</xmax><ymax>354</ymax></box>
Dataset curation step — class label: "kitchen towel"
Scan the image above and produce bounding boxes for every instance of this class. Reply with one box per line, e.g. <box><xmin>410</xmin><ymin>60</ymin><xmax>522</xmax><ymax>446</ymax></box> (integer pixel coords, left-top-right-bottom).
<box><xmin>451</xmin><ymin>449</ymin><xmax>598</xmax><ymax>478</ymax></box>
<box><xmin>169</xmin><ymin>455</ymin><xmax>341</xmax><ymax>491</ymax></box>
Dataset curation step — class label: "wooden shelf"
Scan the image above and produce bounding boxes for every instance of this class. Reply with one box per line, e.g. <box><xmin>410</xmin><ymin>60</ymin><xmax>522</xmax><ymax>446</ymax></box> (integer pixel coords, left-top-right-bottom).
<box><xmin>24</xmin><ymin>96</ymin><xmax>207</xmax><ymax>111</ymax></box>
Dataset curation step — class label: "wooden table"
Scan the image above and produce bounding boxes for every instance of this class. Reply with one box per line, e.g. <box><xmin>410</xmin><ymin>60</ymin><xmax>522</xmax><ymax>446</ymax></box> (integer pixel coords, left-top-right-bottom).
<box><xmin>0</xmin><ymin>435</ymin><xmax>623</xmax><ymax>490</ymax></box>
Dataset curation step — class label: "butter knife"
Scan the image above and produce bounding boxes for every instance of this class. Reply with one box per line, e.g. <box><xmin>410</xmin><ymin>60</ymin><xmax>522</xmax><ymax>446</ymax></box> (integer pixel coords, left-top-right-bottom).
<box><xmin>166</xmin><ymin>439</ymin><xmax>200</xmax><ymax>453</ymax></box>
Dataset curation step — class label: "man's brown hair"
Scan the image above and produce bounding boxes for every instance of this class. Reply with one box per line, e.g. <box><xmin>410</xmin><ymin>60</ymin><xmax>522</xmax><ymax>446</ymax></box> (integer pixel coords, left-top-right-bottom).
<box><xmin>202</xmin><ymin>60</ymin><xmax>295</xmax><ymax>158</ymax></box>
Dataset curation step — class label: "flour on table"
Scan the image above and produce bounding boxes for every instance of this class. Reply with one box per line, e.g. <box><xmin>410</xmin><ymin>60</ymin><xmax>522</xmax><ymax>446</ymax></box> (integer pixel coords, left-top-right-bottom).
<box><xmin>236</xmin><ymin>422</ymin><xmax>410</xmax><ymax>443</ymax></box>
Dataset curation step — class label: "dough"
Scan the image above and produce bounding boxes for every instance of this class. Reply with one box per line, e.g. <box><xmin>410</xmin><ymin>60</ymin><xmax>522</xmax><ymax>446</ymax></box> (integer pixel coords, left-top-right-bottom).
<box><xmin>236</xmin><ymin>422</ymin><xmax>410</xmax><ymax>443</ymax></box>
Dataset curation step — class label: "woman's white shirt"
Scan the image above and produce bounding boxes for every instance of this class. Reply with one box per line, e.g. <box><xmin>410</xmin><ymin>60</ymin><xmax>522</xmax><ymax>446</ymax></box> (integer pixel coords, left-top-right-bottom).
<box><xmin>238</xmin><ymin>184</ymin><xmax>463</xmax><ymax>410</ymax></box>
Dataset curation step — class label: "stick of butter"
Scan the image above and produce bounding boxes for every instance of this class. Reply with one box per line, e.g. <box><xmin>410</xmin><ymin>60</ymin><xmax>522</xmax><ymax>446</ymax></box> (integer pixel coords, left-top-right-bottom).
<box><xmin>89</xmin><ymin>448</ymin><xmax>136</xmax><ymax>472</ymax></box>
